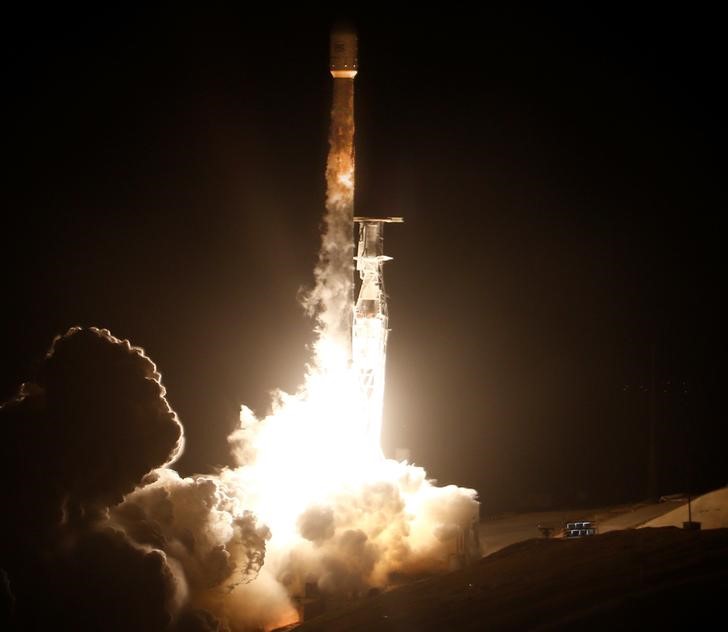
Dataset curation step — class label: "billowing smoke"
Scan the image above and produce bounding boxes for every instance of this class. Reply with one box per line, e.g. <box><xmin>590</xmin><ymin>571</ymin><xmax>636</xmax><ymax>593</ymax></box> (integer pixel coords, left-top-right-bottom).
<box><xmin>0</xmin><ymin>327</ymin><xmax>183</xmax><ymax>546</ymax></box>
<box><xmin>1</xmin><ymin>325</ymin><xmax>479</xmax><ymax>630</ymax></box>
<box><xmin>225</xmin><ymin>413</ymin><xmax>480</xmax><ymax>596</ymax></box>
<box><xmin>0</xmin><ymin>328</ymin><xmax>231</xmax><ymax>631</ymax></box>
<box><xmin>112</xmin><ymin>468</ymin><xmax>268</xmax><ymax>592</ymax></box>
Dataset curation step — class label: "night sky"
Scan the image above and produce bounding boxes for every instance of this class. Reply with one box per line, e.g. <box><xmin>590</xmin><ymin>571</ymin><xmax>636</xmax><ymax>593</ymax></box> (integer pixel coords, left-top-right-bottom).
<box><xmin>4</xmin><ymin>7</ymin><xmax>725</xmax><ymax>512</ymax></box>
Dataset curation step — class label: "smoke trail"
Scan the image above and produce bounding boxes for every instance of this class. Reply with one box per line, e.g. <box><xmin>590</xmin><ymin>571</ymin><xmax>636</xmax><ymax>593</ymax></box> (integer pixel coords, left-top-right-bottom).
<box><xmin>304</xmin><ymin>75</ymin><xmax>355</xmax><ymax>354</ymax></box>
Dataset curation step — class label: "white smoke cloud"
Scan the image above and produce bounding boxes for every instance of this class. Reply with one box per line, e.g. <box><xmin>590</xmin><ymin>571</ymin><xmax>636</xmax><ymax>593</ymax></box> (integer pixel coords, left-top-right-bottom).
<box><xmin>113</xmin><ymin>468</ymin><xmax>269</xmax><ymax>592</ymax></box>
<box><xmin>223</xmin><ymin>396</ymin><xmax>480</xmax><ymax>614</ymax></box>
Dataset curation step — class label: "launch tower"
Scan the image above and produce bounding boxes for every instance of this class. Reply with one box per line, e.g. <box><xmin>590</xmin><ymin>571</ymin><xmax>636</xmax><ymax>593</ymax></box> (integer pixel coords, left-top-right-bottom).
<box><xmin>352</xmin><ymin>216</ymin><xmax>403</xmax><ymax>456</ymax></box>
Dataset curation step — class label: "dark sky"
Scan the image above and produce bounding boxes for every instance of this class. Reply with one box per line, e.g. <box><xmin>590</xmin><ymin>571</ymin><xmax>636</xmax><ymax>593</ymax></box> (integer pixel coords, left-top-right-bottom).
<box><xmin>3</xmin><ymin>6</ymin><xmax>725</xmax><ymax>512</ymax></box>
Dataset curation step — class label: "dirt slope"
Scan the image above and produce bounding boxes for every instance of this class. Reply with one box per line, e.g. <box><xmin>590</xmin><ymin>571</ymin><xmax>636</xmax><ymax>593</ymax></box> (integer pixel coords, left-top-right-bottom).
<box><xmin>644</xmin><ymin>487</ymin><xmax>728</xmax><ymax>529</ymax></box>
<box><xmin>293</xmin><ymin>527</ymin><xmax>728</xmax><ymax>631</ymax></box>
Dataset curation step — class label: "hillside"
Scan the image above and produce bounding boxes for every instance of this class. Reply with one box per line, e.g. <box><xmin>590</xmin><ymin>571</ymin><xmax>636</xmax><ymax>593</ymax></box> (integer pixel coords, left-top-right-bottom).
<box><xmin>293</xmin><ymin>527</ymin><xmax>728</xmax><ymax>631</ymax></box>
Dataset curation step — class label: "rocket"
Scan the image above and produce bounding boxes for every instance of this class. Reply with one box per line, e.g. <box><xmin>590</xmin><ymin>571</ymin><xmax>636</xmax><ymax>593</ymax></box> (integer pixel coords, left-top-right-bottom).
<box><xmin>330</xmin><ymin>25</ymin><xmax>358</xmax><ymax>79</ymax></box>
<box><xmin>326</xmin><ymin>22</ymin><xmax>403</xmax><ymax>456</ymax></box>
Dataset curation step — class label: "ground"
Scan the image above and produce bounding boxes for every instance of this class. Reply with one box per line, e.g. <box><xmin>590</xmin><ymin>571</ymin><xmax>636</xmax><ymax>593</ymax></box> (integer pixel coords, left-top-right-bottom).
<box><xmin>478</xmin><ymin>498</ymin><xmax>686</xmax><ymax>556</ymax></box>
<box><xmin>291</xmin><ymin>490</ymin><xmax>728</xmax><ymax>630</ymax></box>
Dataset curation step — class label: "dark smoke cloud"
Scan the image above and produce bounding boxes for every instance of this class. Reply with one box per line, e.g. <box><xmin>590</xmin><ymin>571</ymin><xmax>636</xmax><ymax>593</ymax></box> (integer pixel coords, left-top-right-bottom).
<box><xmin>1</xmin><ymin>327</ymin><xmax>183</xmax><ymax>523</ymax></box>
<box><xmin>20</xmin><ymin>526</ymin><xmax>183</xmax><ymax>631</ymax></box>
<box><xmin>1</xmin><ymin>327</ymin><xmax>182</xmax><ymax>547</ymax></box>
<box><xmin>175</xmin><ymin>609</ymin><xmax>231</xmax><ymax>632</ymax></box>
<box><xmin>0</xmin><ymin>327</ymin><xmax>227</xmax><ymax>630</ymax></box>
<box><xmin>39</xmin><ymin>326</ymin><xmax>185</xmax><ymax>503</ymax></box>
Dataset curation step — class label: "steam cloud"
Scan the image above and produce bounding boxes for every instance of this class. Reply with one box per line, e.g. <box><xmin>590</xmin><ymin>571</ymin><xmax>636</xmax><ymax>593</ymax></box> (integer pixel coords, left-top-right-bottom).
<box><xmin>1</xmin><ymin>326</ymin><xmax>479</xmax><ymax>631</ymax></box>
